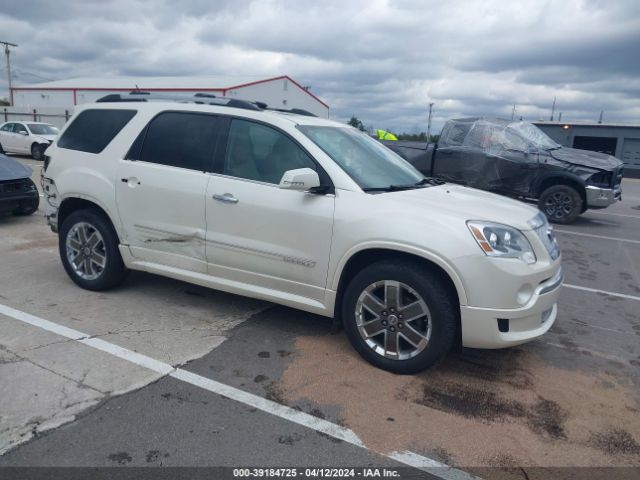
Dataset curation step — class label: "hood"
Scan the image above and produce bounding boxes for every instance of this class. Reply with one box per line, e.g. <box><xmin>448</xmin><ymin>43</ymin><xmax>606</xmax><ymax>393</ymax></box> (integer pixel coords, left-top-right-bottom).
<box><xmin>385</xmin><ymin>184</ymin><xmax>539</xmax><ymax>231</ymax></box>
<box><xmin>0</xmin><ymin>154</ymin><xmax>32</xmax><ymax>181</ymax></box>
<box><xmin>549</xmin><ymin>147</ymin><xmax>622</xmax><ymax>170</ymax></box>
<box><xmin>34</xmin><ymin>135</ymin><xmax>56</xmax><ymax>143</ymax></box>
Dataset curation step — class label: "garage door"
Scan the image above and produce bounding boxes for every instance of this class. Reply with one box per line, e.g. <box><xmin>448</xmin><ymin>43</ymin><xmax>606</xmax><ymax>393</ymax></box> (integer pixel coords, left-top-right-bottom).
<box><xmin>622</xmin><ymin>138</ymin><xmax>640</xmax><ymax>166</ymax></box>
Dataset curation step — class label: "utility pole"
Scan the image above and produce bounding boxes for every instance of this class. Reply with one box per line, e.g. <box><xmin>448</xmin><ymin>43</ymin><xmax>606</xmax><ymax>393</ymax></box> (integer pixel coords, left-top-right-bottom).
<box><xmin>1</xmin><ymin>40</ymin><xmax>18</xmax><ymax>106</ymax></box>
<box><xmin>426</xmin><ymin>102</ymin><xmax>434</xmax><ymax>142</ymax></box>
<box><xmin>550</xmin><ymin>96</ymin><xmax>556</xmax><ymax>121</ymax></box>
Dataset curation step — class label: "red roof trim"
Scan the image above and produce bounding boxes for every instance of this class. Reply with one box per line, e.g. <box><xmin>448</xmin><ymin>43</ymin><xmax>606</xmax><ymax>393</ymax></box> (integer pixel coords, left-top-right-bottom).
<box><xmin>224</xmin><ymin>75</ymin><xmax>329</xmax><ymax>109</ymax></box>
<box><xmin>10</xmin><ymin>87</ymin><xmax>224</xmax><ymax>92</ymax></box>
<box><xmin>10</xmin><ymin>75</ymin><xmax>330</xmax><ymax>110</ymax></box>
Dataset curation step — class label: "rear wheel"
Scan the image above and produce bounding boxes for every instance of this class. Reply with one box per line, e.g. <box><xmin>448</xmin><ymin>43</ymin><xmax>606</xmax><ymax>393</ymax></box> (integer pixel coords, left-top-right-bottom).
<box><xmin>59</xmin><ymin>209</ymin><xmax>128</xmax><ymax>290</ymax></box>
<box><xmin>31</xmin><ymin>143</ymin><xmax>46</xmax><ymax>161</ymax></box>
<box><xmin>538</xmin><ymin>184</ymin><xmax>583</xmax><ymax>224</ymax></box>
<box><xmin>342</xmin><ymin>260</ymin><xmax>457</xmax><ymax>374</ymax></box>
<box><xmin>0</xmin><ymin>142</ymin><xmax>5</xmax><ymax>154</ymax></box>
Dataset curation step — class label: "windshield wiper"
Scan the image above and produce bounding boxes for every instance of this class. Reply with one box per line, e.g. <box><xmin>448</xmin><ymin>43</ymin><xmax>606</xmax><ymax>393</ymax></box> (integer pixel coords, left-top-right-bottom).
<box><xmin>362</xmin><ymin>177</ymin><xmax>443</xmax><ymax>192</ymax></box>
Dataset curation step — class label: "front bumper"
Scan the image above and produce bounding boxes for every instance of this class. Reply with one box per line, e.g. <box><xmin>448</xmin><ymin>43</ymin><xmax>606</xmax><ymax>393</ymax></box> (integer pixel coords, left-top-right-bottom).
<box><xmin>0</xmin><ymin>189</ymin><xmax>39</xmax><ymax>213</ymax></box>
<box><xmin>585</xmin><ymin>185</ymin><xmax>621</xmax><ymax>208</ymax></box>
<box><xmin>460</xmin><ymin>266</ymin><xmax>563</xmax><ymax>348</ymax></box>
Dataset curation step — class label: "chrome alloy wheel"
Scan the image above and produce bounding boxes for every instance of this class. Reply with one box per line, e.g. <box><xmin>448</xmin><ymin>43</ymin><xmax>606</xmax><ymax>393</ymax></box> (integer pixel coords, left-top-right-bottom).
<box><xmin>65</xmin><ymin>222</ymin><xmax>107</xmax><ymax>281</ymax></box>
<box><xmin>544</xmin><ymin>191</ymin><xmax>574</xmax><ymax>219</ymax></box>
<box><xmin>355</xmin><ymin>280</ymin><xmax>432</xmax><ymax>360</ymax></box>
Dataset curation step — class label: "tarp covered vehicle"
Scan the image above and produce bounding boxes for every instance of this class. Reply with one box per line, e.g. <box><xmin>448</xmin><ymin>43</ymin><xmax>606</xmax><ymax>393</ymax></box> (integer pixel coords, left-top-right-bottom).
<box><xmin>384</xmin><ymin>118</ymin><xmax>623</xmax><ymax>224</ymax></box>
<box><xmin>0</xmin><ymin>153</ymin><xmax>39</xmax><ymax>216</ymax></box>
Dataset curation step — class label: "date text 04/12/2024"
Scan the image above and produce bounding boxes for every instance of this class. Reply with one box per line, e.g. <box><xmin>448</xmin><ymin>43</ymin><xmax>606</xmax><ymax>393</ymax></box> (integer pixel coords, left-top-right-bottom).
<box><xmin>232</xmin><ymin>468</ymin><xmax>402</xmax><ymax>478</ymax></box>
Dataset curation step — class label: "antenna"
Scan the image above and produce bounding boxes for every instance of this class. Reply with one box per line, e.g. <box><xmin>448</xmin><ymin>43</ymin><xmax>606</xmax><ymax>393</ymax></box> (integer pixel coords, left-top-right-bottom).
<box><xmin>550</xmin><ymin>96</ymin><xmax>556</xmax><ymax>121</ymax></box>
<box><xmin>511</xmin><ymin>104</ymin><xmax>516</xmax><ymax>120</ymax></box>
<box><xmin>0</xmin><ymin>40</ymin><xmax>18</xmax><ymax>106</ymax></box>
<box><xmin>598</xmin><ymin>110</ymin><xmax>604</xmax><ymax>124</ymax></box>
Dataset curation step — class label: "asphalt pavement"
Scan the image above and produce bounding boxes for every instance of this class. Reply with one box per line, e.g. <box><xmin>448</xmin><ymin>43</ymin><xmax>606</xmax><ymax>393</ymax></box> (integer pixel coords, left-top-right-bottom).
<box><xmin>1</xmin><ymin>156</ymin><xmax>639</xmax><ymax>480</ymax></box>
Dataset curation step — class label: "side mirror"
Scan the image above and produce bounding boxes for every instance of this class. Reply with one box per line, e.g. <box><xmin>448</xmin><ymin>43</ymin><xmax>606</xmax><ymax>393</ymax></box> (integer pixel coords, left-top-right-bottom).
<box><xmin>19</xmin><ymin>131</ymin><xmax>28</xmax><ymax>136</ymax></box>
<box><xmin>278</xmin><ymin>168</ymin><xmax>320</xmax><ymax>191</ymax></box>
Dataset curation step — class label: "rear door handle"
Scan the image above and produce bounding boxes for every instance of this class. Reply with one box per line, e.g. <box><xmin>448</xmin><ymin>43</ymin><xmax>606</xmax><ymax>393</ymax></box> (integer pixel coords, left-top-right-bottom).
<box><xmin>121</xmin><ymin>177</ymin><xmax>141</xmax><ymax>186</ymax></box>
<box><xmin>212</xmin><ymin>193</ymin><xmax>239</xmax><ymax>204</ymax></box>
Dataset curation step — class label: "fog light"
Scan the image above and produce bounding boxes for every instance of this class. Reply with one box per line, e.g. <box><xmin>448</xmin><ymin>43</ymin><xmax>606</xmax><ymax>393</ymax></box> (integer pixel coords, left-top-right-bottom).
<box><xmin>517</xmin><ymin>284</ymin><xmax>534</xmax><ymax>305</ymax></box>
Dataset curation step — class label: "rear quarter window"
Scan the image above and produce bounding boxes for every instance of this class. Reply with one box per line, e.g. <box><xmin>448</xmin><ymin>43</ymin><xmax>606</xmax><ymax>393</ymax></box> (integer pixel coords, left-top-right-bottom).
<box><xmin>58</xmin><ymin>109</ymin><xmax>136</xmax><ymax>154</ymax></box>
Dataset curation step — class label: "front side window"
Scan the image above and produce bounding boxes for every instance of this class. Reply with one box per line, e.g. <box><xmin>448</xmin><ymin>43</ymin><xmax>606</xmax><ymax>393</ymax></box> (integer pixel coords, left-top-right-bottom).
<box><xmin>58</xmin><ymin>109</ymin><xmax>136</xmax><ymax>154</ymax></box>
<box><xmin>224</xmin><ymin>119</ymin><xmax>316</xmax><ymax>184</ymax></box>
<box><xmin>140</xmin><ymin>112</ymin><xmax>220</xmax><ymax>171</ymax></box>
<box><xmin>299</xmin><ymin>125</ymin><xmax>423</xmax><ymax>190</ymax></box>
<box><xmin>14</xmin><ymin>124</ymin><xmax>27</xmax><ymax>134</ymax></box>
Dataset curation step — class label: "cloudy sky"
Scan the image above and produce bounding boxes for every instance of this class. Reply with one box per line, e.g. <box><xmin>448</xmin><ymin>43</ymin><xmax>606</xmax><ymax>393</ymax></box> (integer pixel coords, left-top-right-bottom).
<box><xmin>1</xmin><ymin>0</ymin><xmax>639</xmax><ymax>132</ymax></box>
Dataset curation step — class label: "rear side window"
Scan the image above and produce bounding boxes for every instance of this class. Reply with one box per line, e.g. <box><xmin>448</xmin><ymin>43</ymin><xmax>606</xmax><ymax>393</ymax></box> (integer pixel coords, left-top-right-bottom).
<box><xmin>58</xmin><ymin>109</ymin><xmax>136</xmax><ymax>154</ymax></box>
<box><xmin>138</xmin><ymin>112</ymin><xmax>220</xmax><ymax>171</ymax></box>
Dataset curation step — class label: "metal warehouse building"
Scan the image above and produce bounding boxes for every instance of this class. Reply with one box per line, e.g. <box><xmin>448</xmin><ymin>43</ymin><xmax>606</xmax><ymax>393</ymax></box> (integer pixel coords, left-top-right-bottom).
<box><xmin>534</xmin><ymin>121</ymin><xmax>640</xmax><ymax>176</ymax></box>
<box><xmin>10</xmin><ymin>75</ymin><xmax>329</xmax><ymax>118</ymax></box>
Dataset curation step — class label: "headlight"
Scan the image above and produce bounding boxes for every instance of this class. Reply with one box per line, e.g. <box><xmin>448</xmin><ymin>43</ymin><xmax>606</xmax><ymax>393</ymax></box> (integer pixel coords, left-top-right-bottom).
<box><xmin>467</xmin><ymin>221</ymin><xmax>536</xmax><ymax>264</ymax></box>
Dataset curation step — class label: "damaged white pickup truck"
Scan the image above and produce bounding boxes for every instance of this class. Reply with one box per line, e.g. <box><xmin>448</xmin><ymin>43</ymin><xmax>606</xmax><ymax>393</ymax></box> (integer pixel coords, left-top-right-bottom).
<box><xmin>42</xmin><ymin>93</ymin><xmax>562</xmax><ymax>373</ymax></box>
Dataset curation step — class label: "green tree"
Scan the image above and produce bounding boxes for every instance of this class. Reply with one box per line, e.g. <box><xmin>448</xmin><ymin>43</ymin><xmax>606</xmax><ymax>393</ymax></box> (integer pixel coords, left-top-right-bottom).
<box><xmin>347</xmin><ymin>115</ymin><xmax>365</xmax><ymax>131</ymax></box>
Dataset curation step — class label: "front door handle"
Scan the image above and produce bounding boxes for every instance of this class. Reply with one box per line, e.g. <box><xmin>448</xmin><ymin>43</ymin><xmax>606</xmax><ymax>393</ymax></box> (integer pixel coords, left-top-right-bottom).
<box><xmin>212</xmin><ymin>193</ymin><xmax>239</xmax><ymax>204</ymax></box>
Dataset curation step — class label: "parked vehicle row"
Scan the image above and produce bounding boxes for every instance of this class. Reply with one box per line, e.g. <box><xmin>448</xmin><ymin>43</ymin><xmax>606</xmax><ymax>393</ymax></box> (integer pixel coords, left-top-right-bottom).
<box><xmin>41</xmin><ymin>94</ymin><xmax>562</xmax><ymax>373</ymax></box>
<box><xmin>384</xmin><ymin>118</ymin><xmax>623</xmax><ymax>224</ymax></box>
<box><xmin>0</xmin><ymin>121</ymin><xmax>59</xmax><ymax>160</ymax></box>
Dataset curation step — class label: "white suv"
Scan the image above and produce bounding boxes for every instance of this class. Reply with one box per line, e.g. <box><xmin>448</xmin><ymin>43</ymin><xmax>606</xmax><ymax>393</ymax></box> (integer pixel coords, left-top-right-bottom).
<box><xmin>42</xmin><ymin>93</ymin><xmax>562</xmax><ymax>373</ymax></box>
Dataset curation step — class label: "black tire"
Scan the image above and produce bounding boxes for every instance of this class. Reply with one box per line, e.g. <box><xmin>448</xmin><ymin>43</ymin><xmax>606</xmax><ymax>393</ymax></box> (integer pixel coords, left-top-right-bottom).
<box><xmin>31</xmin><ymin>143</ymin><xmax>45</xmax><ymax>161</ymax></box>
<box><xmin>342</xmin><ymin>260</ymin><xmax>458</xmax><ymax>374</ymax></box>
<box><xmin>538</xmin><ymin>184</ymin><xmax>583</xmax><ymax>224</ymax></box>
<box><xmin>0</xmin><ymin>142</ymin><xmax>4</xmax><ymax>154</ymax></box>
<box><xmin>59</xmin><ymin>209</ymin><xmax>128</xmax><ymax>291</ymax></box>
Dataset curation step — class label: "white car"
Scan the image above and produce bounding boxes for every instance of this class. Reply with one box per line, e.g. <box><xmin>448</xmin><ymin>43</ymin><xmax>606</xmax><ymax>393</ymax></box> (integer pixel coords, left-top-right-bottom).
<box><xmin>41</xmin><ymin>94</ymin><xmax>562</xmax><ymax>373</ymax></box>
<box><xmin>0</xmin><ymin>121</ymin><xmax>59</xmax><ymax>160</ymax></box>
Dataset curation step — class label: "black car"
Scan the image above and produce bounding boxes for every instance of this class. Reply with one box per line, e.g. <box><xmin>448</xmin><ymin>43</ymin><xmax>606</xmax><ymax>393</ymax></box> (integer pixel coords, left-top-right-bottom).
<box><xmin>384</xmin><ymin>118</ymin><xmax>623</xmax><ymax>223</ymax></box>
<box><xmin>0</xmin><ymin>153</ymin><xmax>40</xmax><ymax>216</ymax></box>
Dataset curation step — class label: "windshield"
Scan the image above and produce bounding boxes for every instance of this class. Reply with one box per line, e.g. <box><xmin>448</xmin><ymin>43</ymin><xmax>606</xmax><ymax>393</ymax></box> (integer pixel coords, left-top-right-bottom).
<box><xmin>507</xmin><ymin>121</ymin><xmax>559</xmax><ymax>150</ymax></box>
<box><xmin>298</xmin><ymin>126</ymin><xmax>424</xmax><ymax>190</ymax></box>
<box><xmin>27</xmin><ymin>124</ymin><xmax>59</xmax><ymax>135</ymax></box>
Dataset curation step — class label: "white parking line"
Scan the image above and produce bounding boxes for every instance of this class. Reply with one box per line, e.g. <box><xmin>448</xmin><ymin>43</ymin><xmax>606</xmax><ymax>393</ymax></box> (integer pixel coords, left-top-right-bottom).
<box><xmin>0</xmin><ymin>302</ymin><xmax>474</xmax><ymax>480</ymax></box>
<box><xmin>587</xmin><ymin>211</ymin><xmax>640</xmax><ymax>220</ymax></box>
<box><xmin>563</xmin><ymin>283</ymin><xmax>640</xmax><ymax>302</ymax></box>
<box><xmin>555</xmin><ymin>229</ymin><xmax>640</xmax><ymax>245</ymax></box>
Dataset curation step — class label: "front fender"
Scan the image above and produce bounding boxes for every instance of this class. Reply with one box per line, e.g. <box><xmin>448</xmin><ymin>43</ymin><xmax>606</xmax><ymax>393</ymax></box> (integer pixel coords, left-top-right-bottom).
<box><xmin>330</xmin><ymin>240</ymin><xmax>469</xmax><ymax>306</ymax></box>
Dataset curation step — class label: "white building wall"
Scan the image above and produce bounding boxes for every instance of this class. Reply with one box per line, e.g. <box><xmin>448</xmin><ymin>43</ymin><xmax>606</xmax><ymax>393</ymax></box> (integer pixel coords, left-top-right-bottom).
<box><xmin>227</xmin><ymin>78</ymin><xmax>329</xmax><ymax>118</ymax></box>
<box><xmin>12</xmin><ymin>78</ymin><xmax>329</xmax><ymax>118</ymax></box>
<box><xmin>13</xmin><ymin>90</ymin><xmax>74</xmax><ymax>108</ymax></box>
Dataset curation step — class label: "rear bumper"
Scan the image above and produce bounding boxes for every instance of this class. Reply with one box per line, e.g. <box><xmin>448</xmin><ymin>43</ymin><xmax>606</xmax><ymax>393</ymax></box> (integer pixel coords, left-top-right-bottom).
<box><xmin>45</xmin><ymin>203</ymin><xmax>58</xmax><ymax>232</ymax></box>
<box><xmin>585</xmin><ymin>185</ymin><xmax>621</xmax><ymax>208</ymax></box>
<box><xmin>460</xmin><ymin>266</ymin><xmax>563</xmax><ymax>348</ymax></box>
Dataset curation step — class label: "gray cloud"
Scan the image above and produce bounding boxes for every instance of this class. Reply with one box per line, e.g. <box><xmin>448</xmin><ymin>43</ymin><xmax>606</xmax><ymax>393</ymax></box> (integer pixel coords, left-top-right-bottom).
<box><xmin>1</xmin><ymin>0</ymin><xmax>639</xmax><ymax>133</ymax></box>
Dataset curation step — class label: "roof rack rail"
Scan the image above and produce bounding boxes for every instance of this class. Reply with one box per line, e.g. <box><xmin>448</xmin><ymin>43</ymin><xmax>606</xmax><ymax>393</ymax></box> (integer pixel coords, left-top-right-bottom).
<box><xmin>96</xmin><ymin>91</ymin><xmax>261</xmax><ymax>111</ymax></box>
<box><xmin>267</xmin><ymin>108</ymin><xmax>317</xmax><ymax>117</ymax></box>
<box><xmin>95</xmin><ymin>91</ymin><xmax>318</xmax><ymax>117</ymax></box>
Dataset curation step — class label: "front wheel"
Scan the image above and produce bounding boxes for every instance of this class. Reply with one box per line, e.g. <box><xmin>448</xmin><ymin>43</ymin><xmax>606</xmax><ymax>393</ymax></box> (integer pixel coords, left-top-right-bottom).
<box><xmin>31</xmin><ymin>143</ymin><xmax>46</xmax><ymax>161</ymax></box>
<box><xmin>342</xmin><ymin>260</ymin><xmax>458</xmax><ymax>374</ymax></box>
<box><xmin>59</xmin><ymin>209</ymin><xmax>128</xmax><ymax>291</ymax></box>
<box><xmin>538</xmin><ymin>184</ymin><xmax>583</xmax><ymax>224</ymax></box>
